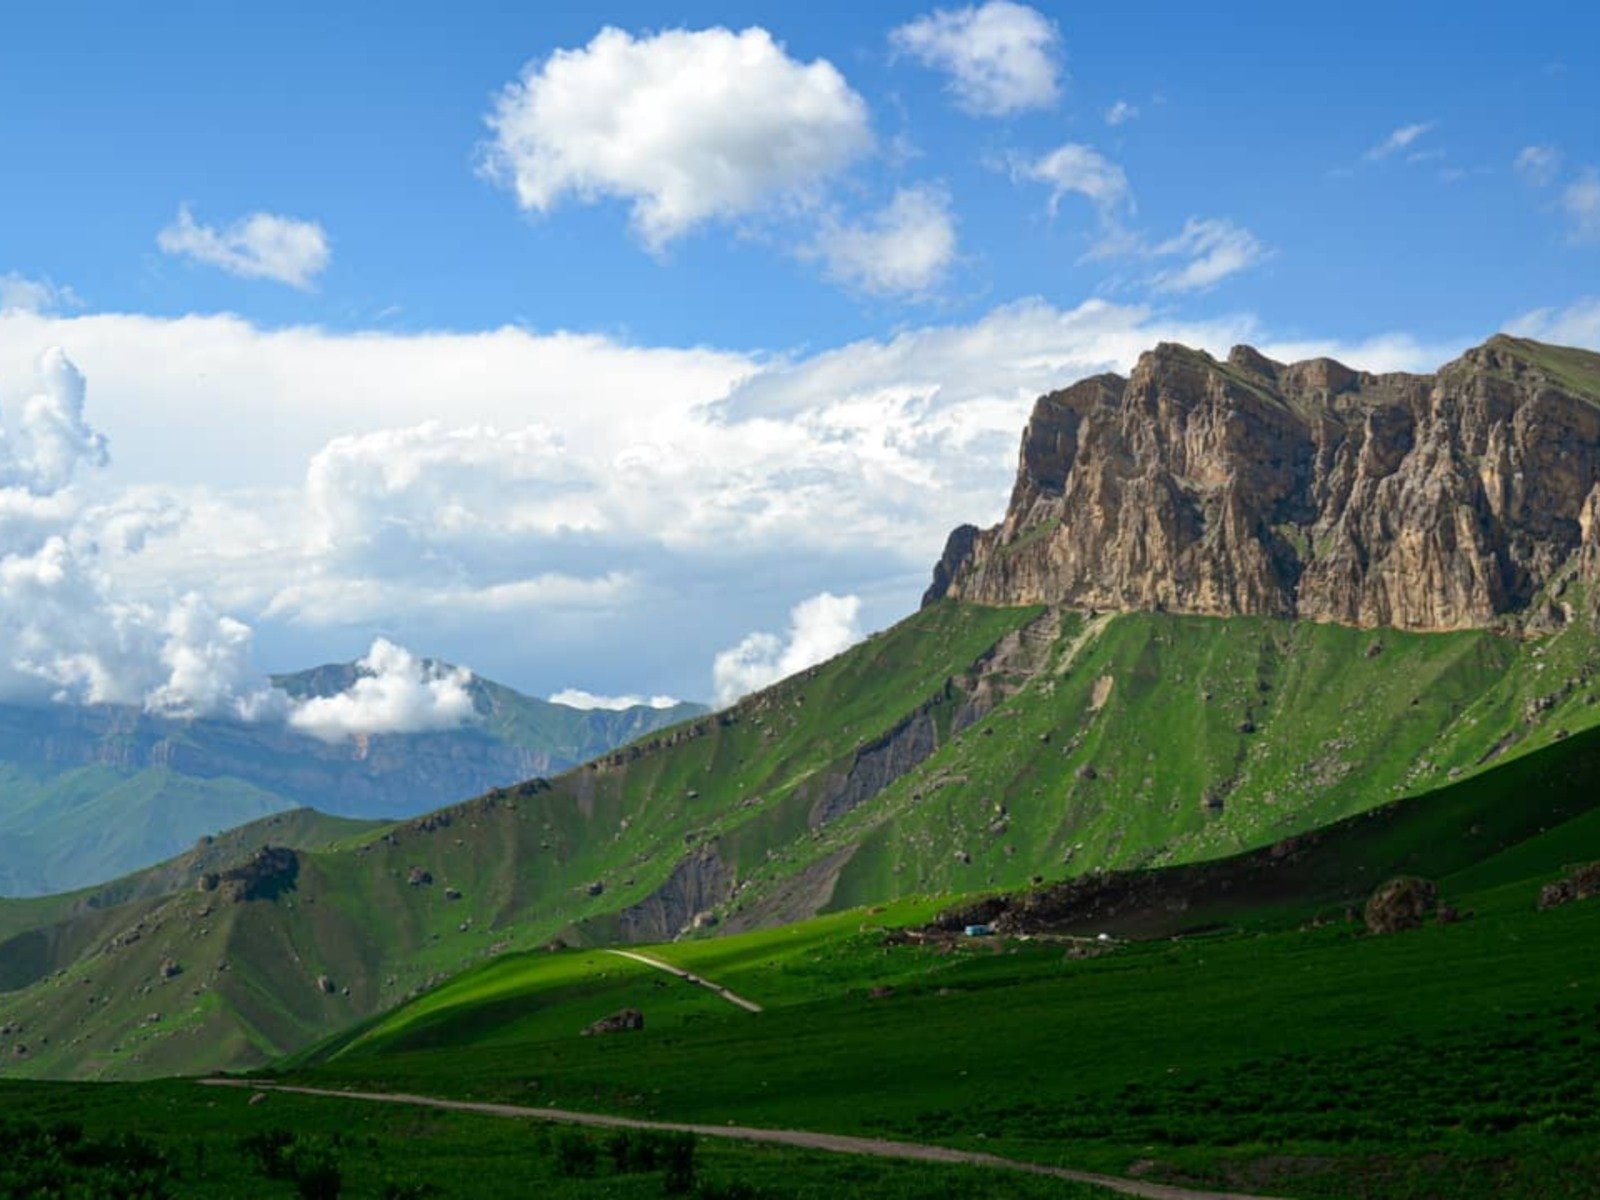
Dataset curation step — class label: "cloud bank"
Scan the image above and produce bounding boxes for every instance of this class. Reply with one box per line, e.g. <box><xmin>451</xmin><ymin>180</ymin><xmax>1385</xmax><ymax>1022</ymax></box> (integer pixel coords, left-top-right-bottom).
<box><xmin>287</xmin><ymin>639</ymin><xmax>477</xmax><ymax>742</ymax></box>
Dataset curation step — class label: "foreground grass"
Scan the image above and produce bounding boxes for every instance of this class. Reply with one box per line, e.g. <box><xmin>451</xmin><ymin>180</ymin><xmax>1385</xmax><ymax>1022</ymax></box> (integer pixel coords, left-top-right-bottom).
<box><xmin>0</xmin><ymin>1079</ymin><xmax>1107</xmax><ymax>1199</ymax></box>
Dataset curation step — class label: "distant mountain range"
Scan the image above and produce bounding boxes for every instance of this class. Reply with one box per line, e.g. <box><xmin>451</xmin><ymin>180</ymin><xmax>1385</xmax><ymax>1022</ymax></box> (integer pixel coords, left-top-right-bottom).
<box><xmin>0</xmin><ymin>666</ymin><xmax>703</xmax><ymax>897</ymax></box>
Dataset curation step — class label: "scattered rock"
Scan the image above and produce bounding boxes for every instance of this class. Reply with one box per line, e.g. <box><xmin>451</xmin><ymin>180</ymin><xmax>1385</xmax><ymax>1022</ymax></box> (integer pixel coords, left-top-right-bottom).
<box><xmin>407</xmin><ymin>866</ymin><xmax>433</xmax><ymax>887</ymax></box>
<box><xmin>582</xmin><ymin>1008</ymin><xmax>644</xmax><ymax>1037</ymax></box>
<box><xmin>1537</xmin><ymin>861</ymin><xmax>1600</xmax><ymax>910</ymax></box>
<box><xmin>1364</xmin><ymin>876</ymin><xmax>1438</xmax><ymax>934</ymax></box>
<box><xmin>444</xmin><ymin>887</ymin><xmax>462</xmax><ymax>901</ymax></box>
<box><xmin>158</xmin><ymin>958</ymin><xmax>182</xmax><ymax>981</ymax></box>
<box><xmin>867</xmin><ymin>985</ymin><xmax>895</xmax><ymax>1000</ymax></box>
<box><xmin>586</xmin><ymin>880</ymin><xmax>606</xmax><ymax>897</ymax></box>
<box><xmin>315</xmin><ymin>974</ymin><xmax>336</xmax><ymax>995</ymax></box>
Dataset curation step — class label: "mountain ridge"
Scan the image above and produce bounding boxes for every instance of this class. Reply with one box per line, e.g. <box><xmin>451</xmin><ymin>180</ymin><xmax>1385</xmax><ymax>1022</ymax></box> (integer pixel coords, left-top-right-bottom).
<box><xmin>925</xmin><ymin>335</ymin><xmax>1600</xmax><ymax>631</ymax></box>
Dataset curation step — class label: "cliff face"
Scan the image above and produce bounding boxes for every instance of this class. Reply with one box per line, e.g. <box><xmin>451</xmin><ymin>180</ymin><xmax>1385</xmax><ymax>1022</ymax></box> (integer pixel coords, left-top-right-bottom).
<box><xmin>927</xmin><ymin>335</ymin><xmax>1600</xmax><ymax>631</ymax></box>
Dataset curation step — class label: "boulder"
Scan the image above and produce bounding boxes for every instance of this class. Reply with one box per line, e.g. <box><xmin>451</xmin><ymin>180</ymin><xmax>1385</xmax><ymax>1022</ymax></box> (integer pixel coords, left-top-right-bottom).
<box><xmin>1364</xmin><ymin>876</ymin><xmax>1438</xmax><ymax>934</ymax></box>
<box><xmin>582</xmin><ymin>1008</ymin><xmax>644</xmax><ymax>1037</ymax></box>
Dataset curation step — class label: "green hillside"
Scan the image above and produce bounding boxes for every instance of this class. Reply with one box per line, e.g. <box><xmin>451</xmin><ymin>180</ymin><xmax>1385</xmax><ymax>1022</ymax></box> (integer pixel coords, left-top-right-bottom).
<box><xmin>280</xmin><ymin>728</ymin><xmax>1600</xmax><ymax>1198</ymax></box>
<box><xmin>2</xmin><ymin>601</ymin><xmax>1599</xmax><ymax>1082</ymax></box>
<box><xmin>0</xmin><ymin>675</ymin><xmax>701</xmax><ymax>898</ymax></box>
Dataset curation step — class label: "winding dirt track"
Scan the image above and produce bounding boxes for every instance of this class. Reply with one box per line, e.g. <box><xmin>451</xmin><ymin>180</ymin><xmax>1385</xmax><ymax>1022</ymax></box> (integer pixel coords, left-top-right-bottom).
<box><xmin>601</xmin><ymin>947</ymin><xmax>764</xmax><ymax>1012</ymax></box>
<box><xmin>200</xmin><ymin>1080</ymin><xmax>1287</xmax><ymax>1200</ymax></box>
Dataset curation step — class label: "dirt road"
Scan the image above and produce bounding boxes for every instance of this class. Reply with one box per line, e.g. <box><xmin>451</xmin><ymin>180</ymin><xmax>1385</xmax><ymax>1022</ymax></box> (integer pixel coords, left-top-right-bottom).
<box><xmin>603</xmin><ymin>947</ymin><xmax>764</xmax><ymax>1012</ymax></box>
<box><xmin>200</xmin><ymin>1079</ymin><xmax>1287</xmax><ymax>1200</ymax></box>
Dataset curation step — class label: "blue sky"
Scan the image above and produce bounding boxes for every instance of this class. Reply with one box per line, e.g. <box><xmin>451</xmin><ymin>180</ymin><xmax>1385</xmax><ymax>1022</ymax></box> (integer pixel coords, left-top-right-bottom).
<box><xmin>0</xmin><ymin>1</ymin><xmax>1597</xmax><ymax>726</ymax></box>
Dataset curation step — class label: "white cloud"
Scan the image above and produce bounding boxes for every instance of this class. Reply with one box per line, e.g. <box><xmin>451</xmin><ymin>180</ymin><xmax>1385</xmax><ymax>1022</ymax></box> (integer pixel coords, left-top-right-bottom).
<box><xmin>0</xmin><ymin>274</ymin><xmax>80</xmax><ymax>316</ymax></box>
<box><xmin>482</xmin><ymin>25</ymin><xmax>871</xmax><ymax>250</ymax></box>
<box><xmin>144</xmin><ymin>593</ymin><xmax>278</xmax><ymax>720</ymax></box>
<box><xmin>713</xmin><ymin>591</ymin><xmax>862</xmax><ymax>705</ymax></box>
<box><xmin>1515</xmin><ymin>145</ymin><xmax>1562</xmax><ymax>187</ymax></box>
<box><xmin>1365</xmin><ymin>121</ymin><xmax>1434</xmax><ymax>161</ymax></box>
<box><xmin>286</xmin><ymin>638</ymin><xmax>476</xmax><ymax>742</ymax></box>
<box><xmin>0</xmin><ymin>348</ymin><xmax>109</xmax><ymax>494</ymax></box>
<box><xmin>157</xmin><ymin>205</ymin><xmax>330</xmax><ymax>288</ymax></box>
<box><xmin>549</xmin><ymin>688</ymin><xmax>681</xmax><ymax>711</ymax></box>
<box><xmin>1147</xmin><ymin>218</ymin><xmax>1270</xmax><ymax>293</ymax></box>
<box><xmin>1019</xmin><ymin>143</ymin><xmax>1130</xmax><ymax>218</ymax></box>
<box><xmin>1561</xmin><ymin>169</ymin><xmax>1600</xmax><ymax>243</ymax></box>
<box><xmin>891</xmin><ymin>1</ymin><xmax>1061</xmax><ymax>117</ymax></box>
<box><xmin>1506</xmin><ymin>298</ymin><xmax>1600</xmax><ymax>348</ymax></box>
<box><xmin>812</xmin><ymin>185</ymin><xmax>958</xmax><ymax>297</ymax></box>
<box><xmin>1104</xmin><ymin>99</ymin><xmax>1139</xmax><ymax>126</ymax></box>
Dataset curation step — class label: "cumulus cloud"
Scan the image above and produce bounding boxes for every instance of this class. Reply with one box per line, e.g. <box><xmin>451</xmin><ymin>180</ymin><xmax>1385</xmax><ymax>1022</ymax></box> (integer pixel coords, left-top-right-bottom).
<box><xmin>812</xmin><ymin>185</ymin><xmax>958</xmax><ymax>297</ymax></box>
<box><xmin>1147</xmin><ymin>218</ymin><xmax>1270</xmax><ymax>293</ymax></box>
<box><xmin>891</xmin><ymin>1</ymin><xmax>1061</xmax><ymax>116</ymax></box>
<box><xmin>1561</xmin><ymin>170</ymin><xmax>1600</xmax><ymax>243</ymax></box>
<box><xmin>0</xmin><ymin>348</ymin><xmax>109</xmax><ymax>494</ymax></box>
<box><xmin>713</xmin><ymin>591</ymin><xmax>862</xmax><ymax>706</ymax></box>
<box><xmin>1515</xmin><ymin>144</ymin><xmax>1562</xmax><ymax>187</ymax></box>
<box><xmin>0</xmin><ymin>274</ymin><xmax>80</xmax><ymax>316</ymax></box>
<box><xmin>157</xmin><ymin>205</ymin><xmax>330</xmax><ymax>288</ymax></box>
<box><xmin>549</xmin><ymin>688</ymin><xmax>682</xmax><ymax>711</ymax></box>
<box><xmin>1365</xmin><ymin>121</ymin><xmax>1434</xmax><ymax>161</ymax></box>
<box><xmin>481</xmin><ymin>25</ymin><xmax>872</xmax><ymax>250</ymax></box>
<box><xmin>0</xmin><ymin>350</ymin><xmax>267</xmax><ymax>716</ymax></box>
<box><xmin>1506</xmin><ymin>298</ymin><xmax>1600</xmax><ymax>349</ymax></box>
<box><xmin>1018</xmin><ymin>143</ymin><xmax>1130</xmax><ymax>218</ymax></box>
<box><xmin>287</xmin><ymin>638</ymin><xmax>477</xmax><ymax>742</ymax></box>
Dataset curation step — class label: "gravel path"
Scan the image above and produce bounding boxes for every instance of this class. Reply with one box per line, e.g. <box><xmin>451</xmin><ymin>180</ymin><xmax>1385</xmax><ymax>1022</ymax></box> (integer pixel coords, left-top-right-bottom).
<box><xmin>200</xmin><ymin>1079</ymin><xmax>1288</xmax><ymax>1200</ymax></box>
<box><xmin>603</xmin><ymin>947</ymin><xmax>765</xmax><ymax>1013</ymax></box>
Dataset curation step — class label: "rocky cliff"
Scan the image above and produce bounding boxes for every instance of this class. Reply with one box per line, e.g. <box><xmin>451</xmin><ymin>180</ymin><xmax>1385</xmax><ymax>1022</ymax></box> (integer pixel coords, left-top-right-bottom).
<box><xmin>926</xmin><ymin>335</ymin><xmax>1600</xmax><ymax>631</ymax></box>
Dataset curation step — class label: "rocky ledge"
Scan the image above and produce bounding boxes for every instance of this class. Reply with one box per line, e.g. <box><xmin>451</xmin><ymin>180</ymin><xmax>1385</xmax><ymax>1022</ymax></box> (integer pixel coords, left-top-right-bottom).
<box><xmin>926</xmin><ymin>335</ymin><xmax>1600</xmax><ymax>631</ymax></box>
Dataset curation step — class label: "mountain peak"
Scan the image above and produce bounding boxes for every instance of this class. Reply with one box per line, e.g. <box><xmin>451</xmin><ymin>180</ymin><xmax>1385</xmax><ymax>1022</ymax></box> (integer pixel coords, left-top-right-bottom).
<box><xmin>926</xmin><ymin>336</ymin><xmax>1600</xmax><ymax>631</ymax></box>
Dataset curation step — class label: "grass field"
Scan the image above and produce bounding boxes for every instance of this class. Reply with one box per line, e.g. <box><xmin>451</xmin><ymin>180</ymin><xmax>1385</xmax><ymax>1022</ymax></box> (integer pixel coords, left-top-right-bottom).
<box><xmin>0</xmin><ymin>1079</ymin><xmax>1110</xmax><ymax>1199</ymax></box>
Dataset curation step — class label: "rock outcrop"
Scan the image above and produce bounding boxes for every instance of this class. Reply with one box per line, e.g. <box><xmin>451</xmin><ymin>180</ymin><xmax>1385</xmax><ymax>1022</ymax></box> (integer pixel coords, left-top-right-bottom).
<box><xmin>926</xmin><ymin>336</ymin><xmax>1600</xmax><ymax>631</ymax></box>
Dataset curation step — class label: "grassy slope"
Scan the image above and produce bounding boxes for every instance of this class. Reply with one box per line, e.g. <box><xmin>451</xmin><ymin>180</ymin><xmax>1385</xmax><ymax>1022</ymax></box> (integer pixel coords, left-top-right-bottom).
<box><xmin>0</xmin><ymin>603</ymin><xmax>1032</xmax><ymax>1079</ymax></box>
<box><xmin>288</xmin><ymin>733</ymin><xmax>1600</xmax><ymax>1198</ymax></box>
<box><xmin>0</xmin><ymin>764</ymin><xmax>302</xmax><ymax>898</ymax></box>
<box><xmin>4</xmin><ymin>599</ymin><xmax>1599</xmax><ymax>1082</ymax></box>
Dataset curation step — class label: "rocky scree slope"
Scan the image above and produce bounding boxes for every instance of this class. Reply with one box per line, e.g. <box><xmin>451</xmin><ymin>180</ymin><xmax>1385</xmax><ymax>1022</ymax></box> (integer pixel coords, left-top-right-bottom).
<box><xmin>926</xmin><ymin>336</ymin><xmax>1600</xmax><ymax>630</ymax></box>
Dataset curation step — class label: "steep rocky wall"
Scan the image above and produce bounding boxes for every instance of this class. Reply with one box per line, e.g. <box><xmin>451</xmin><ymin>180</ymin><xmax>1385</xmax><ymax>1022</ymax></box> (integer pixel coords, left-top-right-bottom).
<box><xmin>928</xmin><ymin>336</ymin><xmax>1600</xmax><ymax>631</ymax></box>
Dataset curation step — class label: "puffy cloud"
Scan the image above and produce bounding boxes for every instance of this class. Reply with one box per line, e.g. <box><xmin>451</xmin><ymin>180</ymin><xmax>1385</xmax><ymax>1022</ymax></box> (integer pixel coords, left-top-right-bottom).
<box><xmin>1104</xmin><ymin>100</ymin><xmax>1139</xmax><ymax>127</ymax></box>
<box><xmin>1147</xmin><ymin>218</ymin><xmax>1270</xmax><ymax>293</ymax></box>
<box><xmin>891</xmin><ymin>2</ymin><xmax>1061</xmax><ymax>117</ymax></box>
<box><xmin>713</xmin><ymin>591</ymin><xmax>862</xmax><ymax>706</ymax></box>
<box><xmin>1365</xmin><ymin>121</ymin><xmax>1434</xmax><ymax>162</ymax></box>
<box><xmin>0</xmin><ymin>348</ymin><xmax>109</xmax><ymax>494</ymax></box>
<box><xmin>0</xmin><ymin>274</ymin><xmax>79</xmax><ymax>316</ymax></box>
<box><xmin>482</xmin><ymin>25</ymin><xmax>871</xmax><ymax>250</ymax></box>
<box><xmin>1506</xmin><ymin>298</ymin><xmax>1600</xmax><ymax>349</ymax></box>
<box><xmin>1514</xmin><ymin>144</ymin><xmax>1562</xmax><ymax>187</ymax></box>
<box><xmin>145</xmin><ymin>594</ymin><xmax>280</xmax><ymax>720</ymax></box>
<box><xmin>157</xmin><ymin>205</ymin><xmax>330</xmax><ymax>288</ymax></box>
<box><xmin>286</xmin><ymin>638</ymin><xmax>476</xmax><ymax>742</ymax></box>
<box><xmin>1561</xmin><ymin>169</ymin><xmax>1600</xmax><ymax>243</ymax></box>
<box><xmin>1017</xmin><ymin>143</ymin><xmax>1130</xmax><ymax>218</ymax></box>
<box><xmin>812</xmin><ymin>185</ymin><xmax>958</xmax><ymax>297</ymax></box>
<box><xmin>549</xmin><ymin>688</ymin><xmax>681</xmax><ymax>711</ymax></box>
